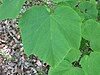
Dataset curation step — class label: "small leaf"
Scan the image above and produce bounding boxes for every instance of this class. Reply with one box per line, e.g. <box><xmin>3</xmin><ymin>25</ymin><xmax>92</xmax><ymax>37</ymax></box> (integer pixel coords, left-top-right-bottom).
<box><xmin>79</xmin><ymin>1</ymin><xmax>98</xmax><ymax>20</ymax></box>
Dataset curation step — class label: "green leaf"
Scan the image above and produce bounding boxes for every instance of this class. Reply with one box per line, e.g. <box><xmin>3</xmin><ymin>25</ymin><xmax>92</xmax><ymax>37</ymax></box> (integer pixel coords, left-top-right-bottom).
<box><xmin>19</xmin><ymin>6</ymin><xmax>81</xmax><ymax>67</ymax></box>
<box><xmin>81</xmin><ymin>52</ymin><xmax>100</xmax><ymax>75</ymax></box>
<box><xmin>49</xmin><ymin>49</ymin><xmax>85</xmax><ymax>75</ymax></box>
<box><xmin>82</xmin><ymin>19</ymin><xmax>100</xmax><ymax>52</ymax></box>
<box><xmin>0</xmin><ymin>0</ymin><xmax>25</xmax><ymax>20</ymax></box>
<box><xmin>53</xmin><ymin>0</ymin><xmax>78</xmax><ymax>4</ymax></box>
<box><xmin>90</xmin><ymin>0</ymin><xmax>96</xmax><ymax>5</ymax></box>
<box><xmin>74</xmin><ymin>8</ymin><xmax>85</xmax><ymax>21</ymax></box>
<box><xmin>79</xmin><ymin>1</ymin><xmax>98</xmax><ymax>20</ymax></box>
<box><xmin>66</xmin><ymin>0</ymin><xmax>79</xmax><ymax>7</ymax></box>
<box><xmin>49</xmin><ymin>61</ymin><xmax>85</xmax><ymax>75</ymax></box>
<box><xmin>53</xmin><ymin>0</ymin><xmax>67</xmax><ymax>3</ymax></box>
<box><xmin>97</xmin><ymin>1</ymin><xmax>100</xmax><ymax>21</ymax></box>
<box><xmin>64</xmin><ymin>49</ymin><xmax>80</xmax><ymax>63</ymax></box>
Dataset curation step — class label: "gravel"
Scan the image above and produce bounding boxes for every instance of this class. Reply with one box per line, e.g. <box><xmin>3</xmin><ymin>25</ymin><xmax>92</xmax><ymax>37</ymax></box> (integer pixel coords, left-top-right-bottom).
<box><xmin>0</xmin><ymin>0</ymin><xmax>50</xmax><ymax>75</ymax></box>
<box><xmin>0</xmin><ymin>18</ymin><xmax>50</xmax><ymax>75</ymax></box>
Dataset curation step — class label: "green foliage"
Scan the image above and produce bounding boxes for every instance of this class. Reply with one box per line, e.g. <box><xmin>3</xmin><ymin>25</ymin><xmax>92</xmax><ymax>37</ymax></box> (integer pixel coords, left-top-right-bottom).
<box><xmin>81</xmin><ymin>52</ymin><xmax>100</xmax><ymax>75</ymax></box>
<box><xmin>0</xmin><ymin>0</ymin><xmax>100</xmax><ymax>75</ymax></box>
<box><xmin>49</xmin><ymin>49</ymin><xmax>85</xmax><ymax>75</ymax></box>
<box><xmin>78</xmin><ymin>1</ymin><xmax>98</xmax><ymax>20</ymax></box>
<box><xmin>97</xmin><ymin>1</ymin><xmax>100</xmax><ymax>21</ymax></box>
<box><xmin>53</xmin><ymin>0</ymin><xmax>78</xmax><ymax>4</ymax></box>
<box><xmin>0</xmin><ymin>0</ymin><xmax>25</xmax><ymax>20</ymax></box>
<box><xmin>49</xmin><ymin>60</ymin><xmax>85</xmax><ymax>75</ymax></box>
<box><xmin>53</xmin><ymin>0</ymin><xmax>66</xmax><ymax>3</ymax></box>
<box><xmin>82</xmin><ymin>19</ymin><xmax>100</xmax><ymax>52</ymax></box>
<box><xmin>19</xmin><ymin>5</ymin><xmax>81</xmax><ymax>67</ymax></box>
